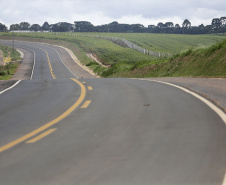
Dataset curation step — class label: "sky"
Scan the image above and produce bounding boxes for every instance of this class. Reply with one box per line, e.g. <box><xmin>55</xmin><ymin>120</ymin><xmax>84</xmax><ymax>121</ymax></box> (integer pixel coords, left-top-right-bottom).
<box><xmin>0</xmin><ymin>0</ymin><xmax>226</xmax><ymax>28</ymax></box>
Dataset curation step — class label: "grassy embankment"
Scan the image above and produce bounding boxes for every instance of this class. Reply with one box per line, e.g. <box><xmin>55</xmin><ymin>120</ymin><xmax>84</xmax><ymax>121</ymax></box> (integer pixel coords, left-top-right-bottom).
<box><xmin>0</xmin><ymin>45</ymin><xmax>21</xmax><ymax>80</ymax></box>
<box><xmin>0</xmin><ymin>32</ymin><xmax>225</xmax><ymax>78</ymax></box>
<box><xmin>108</xmin><ymin>39</ymin><xmax>226</xmax><ymax>78</ymax></box>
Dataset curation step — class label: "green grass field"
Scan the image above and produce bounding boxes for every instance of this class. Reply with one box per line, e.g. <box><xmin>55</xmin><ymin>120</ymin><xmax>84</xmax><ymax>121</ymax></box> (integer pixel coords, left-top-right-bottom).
<box><xmin>73</xmin><ymin>32</ymin><xmax>226</xmax><ymax>54</ymax></box>
<box><xmin>0</xmin><ymin>32</ymin><xmax>225</xmax><ymax>78</ymax></box>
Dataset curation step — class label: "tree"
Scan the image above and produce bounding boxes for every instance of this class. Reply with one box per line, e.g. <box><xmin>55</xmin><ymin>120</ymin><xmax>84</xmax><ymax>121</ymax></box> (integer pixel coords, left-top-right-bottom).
<box><xmin>157</xmin><ymin>22</ymin><xmax>164</xmax><ymax>28</ymax></box>
<box><xmin>20</xmin><ymin>22</ymin><xmax>30</xmax><ymax>30</ymax></box>
<box><xmin>30</xmin><ymin>24</ymin><xmax>41</xmax><ymax>31</ymax></box>
<box><xmin>42</xmin><ymin>22</ymin><xmax>50</xmax><ymax>31</ymax></box>
<box><xmin>51</xmin><ymin>22</ymin><xmax>72</xmax><ymax>32</ymax></box>
<box><xmin>220</xmin><ymin>17</ymin><xmax>226</xmax><ymax>27</ymax></box>
<box><xmin>108</xmin><ymin>21</ymin><xmax>119</xmax><ymax>32</ymax></box>
<box><xmin>182</xmin><ymin>19</ymin><xmax>191</xmax><ymax>29</ymax></box>
<box><xmin>212</xmin><ymin>18</ymin><xmax>221</xmax><ymax>29</ymax></box>
<box><xmin>95</xmin><ymin>25</ymin><xmax>108</xmax><ymax>32</ymax></box>
<box><xmin>174</xmin><ymin>24</ymin><xmax>182</xmax><ymax>34</ymax></box>
<box><xmin>198</xmin><ymin>24</ymin><xmax>204</xmax><ymax>29</ymax></box>
<box><xmin>204</xmin><ymin>25</ymin><xmax>212</xmax><ymax>34</ymax></box>
<box><xmin>51</xmin><ymin>24</ymin><xmax>60</xmax><ymax>32</ymax></box>
<box><xmin>165</xmin><ymin>22</ymin><xmax>174</xmax><ymax>28</ymax></box>
<box><xmin>74</xmin><ymin>21</ymin><xmax>94</xmax><ymax>32</ymax></box>
<box><xmin>0</xmin><ymin>23</ymin><xmax>7</xmax><ymax>31</ymax></box>
<box><xmin>6</xmin><ymin>16</ymin><xmax>226</xmax><ymax>34</ymax></box>
<box><xmin>10</xmin><ymin>24</ymin><xmax>21</xmax><ymax>30</ymax></box>
<box><xmin>130</xmin><ymin>24</ymin><xmax>145</xmax><ymax>33</ymax></box>
<box><xmin>148</xmin><ymin>25</ymin><xmax>155</xmax><ymax>29</ymax></box>
<box><xmin>175</xmin><ymin>24</ymin><xmax>180</xmax><ymax>28</ymax></box>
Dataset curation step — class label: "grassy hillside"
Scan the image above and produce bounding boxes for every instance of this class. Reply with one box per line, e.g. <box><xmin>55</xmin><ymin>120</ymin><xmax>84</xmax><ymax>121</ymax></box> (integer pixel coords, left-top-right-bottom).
<box><xmin>0</xmin><ymin>32</ymin><xmax>225</xmax><ymax>78</ymax></box>
<box><xmin>106</xmin><ymin>39</ymin><xmax>226</xmax><ymax>78</ymax></box>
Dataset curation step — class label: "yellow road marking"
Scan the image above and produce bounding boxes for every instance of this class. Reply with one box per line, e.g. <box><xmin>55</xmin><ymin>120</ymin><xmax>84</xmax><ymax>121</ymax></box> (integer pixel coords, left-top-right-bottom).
<box><xmin>39</xmin><ymin>48</ymin><xmax>56</xmax><ymax>79</ymax></box>
<box><xmin>0</xmin><ymin>78</ymin><xmax>86</xmax><ymax>153</ymax></box>
<box><xmin>88</xmin><ymin>86</ymin><xmax>93</xmax><ymax>90</ymax></box>
<box><xmin>26</xmin><ymin>128</ymin><xmax>57</xmax><ymax>143</ymax></box>
<box><xmin>82</xmin><ymin>82</ymin><xmax>86</xmax><ymax>84</ymax></box>
<box><xmin>81</xmin><ymin>100</ymin><xmax>91</xmax><ymax>109</ymax></box>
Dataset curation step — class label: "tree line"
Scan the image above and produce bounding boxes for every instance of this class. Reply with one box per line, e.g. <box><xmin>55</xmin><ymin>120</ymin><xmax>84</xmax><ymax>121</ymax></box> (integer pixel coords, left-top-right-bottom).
<box><xmin>0</xmin><ymin>17</ymin><xmax>225</xmax><ymax>34</ymax></box>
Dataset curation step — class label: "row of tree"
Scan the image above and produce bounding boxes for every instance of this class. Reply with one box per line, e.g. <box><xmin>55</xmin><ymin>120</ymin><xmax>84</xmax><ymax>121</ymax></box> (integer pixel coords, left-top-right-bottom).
<box><xmin>8</xmin><ymin>22</ymin><xmax>75</xmax><ymax>32</ymax></box>
<box><xmin>0</xmin><ymin>17</ymin><xmax>225</xmax><ymax>34</ymax></box>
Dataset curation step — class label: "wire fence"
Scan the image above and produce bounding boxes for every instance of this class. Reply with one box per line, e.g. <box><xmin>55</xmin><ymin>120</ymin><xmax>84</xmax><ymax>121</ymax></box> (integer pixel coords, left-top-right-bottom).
<box><xmin>76</xmin><ymin>33</ymin><xmax>173</xmax><ymax>58</ymax></box>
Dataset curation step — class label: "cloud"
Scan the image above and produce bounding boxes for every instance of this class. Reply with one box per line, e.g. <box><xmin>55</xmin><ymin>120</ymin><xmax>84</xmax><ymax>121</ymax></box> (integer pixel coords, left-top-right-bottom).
<box><xmin>0</xmin><ymin>0</ymin><xmax>225</xmax><ymax>28</ymax></box>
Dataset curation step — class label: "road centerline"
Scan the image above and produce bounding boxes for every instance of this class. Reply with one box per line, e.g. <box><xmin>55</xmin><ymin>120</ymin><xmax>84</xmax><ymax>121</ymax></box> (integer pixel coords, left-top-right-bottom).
<box><xmin>88</xmin><ymin>86</ymin><xmax>93</xmax><ymax>90</ymax></box>
<box><xmin>38</xmin><ymin>47</ymin><xmax>56</xmax><ymax>79</ymax></box>
<box><xmin>26</xmin><ymin>128</ymin><xmax>57</xmax><ymax>143</ymax></box>
<box><xmin>42</xmin><ymin>45</ymin><xmax>79</xmax><ymax>78</ymax></box>
<box><xmin>81</xmin><ymin>100</ymin><xmax>91</xmax><ymax>109</ymax></box>
<box><xmin>0</xmin><ymin>78</ymin><xmax>86</xmax><ymax>153</ymax></box>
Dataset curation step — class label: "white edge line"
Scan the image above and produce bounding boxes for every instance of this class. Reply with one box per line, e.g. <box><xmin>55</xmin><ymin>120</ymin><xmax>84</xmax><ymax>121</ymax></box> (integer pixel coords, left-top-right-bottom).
<box><xmin>0</xmin><ymin>80</ymin><xmax>21</xmax><ymax>95</ymax></box>
<box><xmin>56</xmin><ymin>45</ymin><xmax>100</xmax><ymax>78</ymax></box>
<box><xmin>29</xmin><ymin>49</ymin><xmax>35</xmax><ymax>80</ymax></box>
<box><xmin>139</xmin><ymin>79</ymin><xmax>226</xmax><ymax>125</ymax></box>
<box><xmin>45</xmin><ymin>46</ymin><xmax>79</xmax><ymax>78</ymax></box>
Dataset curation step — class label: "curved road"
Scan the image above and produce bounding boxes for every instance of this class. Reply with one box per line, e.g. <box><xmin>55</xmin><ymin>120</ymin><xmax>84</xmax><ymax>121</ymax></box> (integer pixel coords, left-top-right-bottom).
<box><xmin>0</xmin><ymin>40</ymin><xmax>225</xmax><ymax>185</ymax></box>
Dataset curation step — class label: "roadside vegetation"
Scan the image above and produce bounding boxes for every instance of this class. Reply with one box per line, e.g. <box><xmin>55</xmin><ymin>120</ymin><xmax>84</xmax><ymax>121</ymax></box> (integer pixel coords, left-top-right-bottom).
<box><xmin>0</xmin><ymin>45</ymin><xmax>21</xmax><ymax>80</ymax></box>
<box><xmin>107</xmin><ymin>39</ymin><xmax>226</xmax><ymax>78</ymax></box>
<box><xmin>0</xmin><ymin>32</ymin><xmax>225</xmax><ymax>78</ymax></box>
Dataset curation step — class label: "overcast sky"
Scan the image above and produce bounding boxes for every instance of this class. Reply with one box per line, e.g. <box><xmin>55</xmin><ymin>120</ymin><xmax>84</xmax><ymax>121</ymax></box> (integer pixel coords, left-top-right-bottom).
<box><xmin>1</xmin><ymin>0</ymin><xmax>226</xmax><ymax>28</ymax></box>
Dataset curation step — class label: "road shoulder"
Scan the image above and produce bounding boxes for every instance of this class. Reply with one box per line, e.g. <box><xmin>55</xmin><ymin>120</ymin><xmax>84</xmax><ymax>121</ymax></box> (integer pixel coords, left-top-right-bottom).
<box><xmin>144</xmin><ymin>77</ymin><xmax>226</xmax><ymax>113</ymax></box>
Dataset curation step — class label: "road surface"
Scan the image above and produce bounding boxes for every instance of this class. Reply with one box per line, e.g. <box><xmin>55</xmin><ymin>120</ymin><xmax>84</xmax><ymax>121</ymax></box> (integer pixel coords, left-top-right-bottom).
<box><xmin>0</xmin><ymin>40</ymin><xmax>225</xmax><ymax>185</ymax></box>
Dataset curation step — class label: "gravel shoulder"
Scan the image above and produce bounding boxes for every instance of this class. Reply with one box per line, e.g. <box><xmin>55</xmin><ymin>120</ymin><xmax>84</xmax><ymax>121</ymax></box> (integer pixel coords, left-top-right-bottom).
<box><xmin>145</xmin><ymin>77</ymin><xmax>226</xmax><ymax>113</ymax></box>
<box><xmin>11</xmin><ymin>48</ymin><xmax>33</xmax><ymax>80</ymax></box>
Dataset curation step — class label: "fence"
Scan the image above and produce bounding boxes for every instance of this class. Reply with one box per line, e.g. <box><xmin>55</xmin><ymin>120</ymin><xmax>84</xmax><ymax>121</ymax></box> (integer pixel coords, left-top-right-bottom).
<box><xmin>76</xmin><ymin>34</ymin><xmax>173</xmax><ymax>58</ymax></box>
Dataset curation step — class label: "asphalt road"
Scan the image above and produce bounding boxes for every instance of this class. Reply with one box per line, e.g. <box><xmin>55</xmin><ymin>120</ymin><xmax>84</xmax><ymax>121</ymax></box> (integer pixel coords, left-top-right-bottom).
<box><xmin>0</xmin><ymin>40</ymin><xmax>225</xmax><ymax>185</ymax></box>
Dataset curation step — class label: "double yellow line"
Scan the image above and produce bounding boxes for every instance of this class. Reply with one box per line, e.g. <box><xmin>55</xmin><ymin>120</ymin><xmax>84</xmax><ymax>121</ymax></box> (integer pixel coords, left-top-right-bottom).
<box><xmin>39</xmin><ymin>48</ymin><xmax>56</xmax><ymax>79</ymax></box>
<box><xmin>0</xmin><ymin>78</ymin><xmax>85</xmax><ymax>152</ymax></box>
